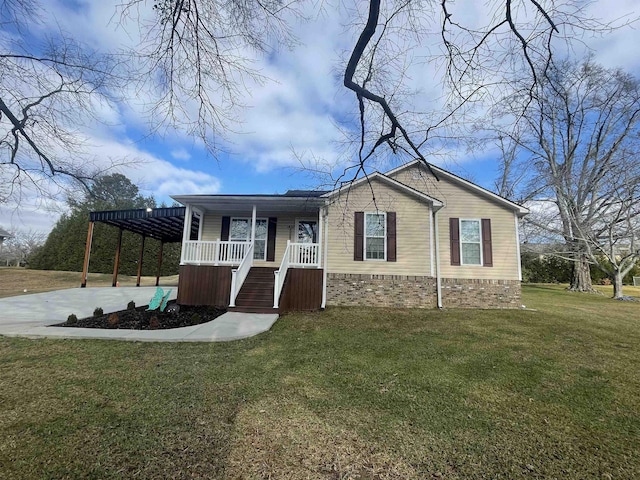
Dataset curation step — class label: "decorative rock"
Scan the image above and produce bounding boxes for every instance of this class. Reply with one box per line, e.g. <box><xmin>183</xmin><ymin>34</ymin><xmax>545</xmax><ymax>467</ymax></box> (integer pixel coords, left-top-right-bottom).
<box><xmin>107</xmin><ymin>313</ymin><xmax>119</xmax><ymax>326</ymax></box>
<box><xmin>166</xmin><ymin>303</ymin><xmax>180</xmax><ymax>314</ymax></box>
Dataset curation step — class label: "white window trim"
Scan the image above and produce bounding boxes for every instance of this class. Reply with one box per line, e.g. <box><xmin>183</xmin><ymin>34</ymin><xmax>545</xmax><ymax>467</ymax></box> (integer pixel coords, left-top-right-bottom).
<box><xmin>364</xmin><ymin>212</ymin><xmax>387</xmax><ymax>261</ymax></box>
<box><xmin>230</xmin><ymin>217</ymin><xmax>268</xmax><ymax>261</ymax></box>
<box><xmin>459</xmin><ymin>218</ymin><xmax>483</xmax><ymax>266</ymax></box>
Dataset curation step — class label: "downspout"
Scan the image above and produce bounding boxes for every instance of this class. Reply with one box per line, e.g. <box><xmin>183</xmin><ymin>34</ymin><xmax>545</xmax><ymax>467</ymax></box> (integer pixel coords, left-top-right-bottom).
<box><xmin>434</xmin><ymin>208</ymin><xmax>443</xmax><ymax>309</ymax></box>
<box><xmin>429</xmin><ymin>206</ymin><xmax>434</xmax><ymax>277</ymax></box>
<box><xmin>321</xmin><ymin>205</ymin><xmax>329</xmax><ymax>309</ymax></box>
<box><xmin>514</xmin><ymin>212</ymin><xmax>522</xmax><ymax>281</ymax></box>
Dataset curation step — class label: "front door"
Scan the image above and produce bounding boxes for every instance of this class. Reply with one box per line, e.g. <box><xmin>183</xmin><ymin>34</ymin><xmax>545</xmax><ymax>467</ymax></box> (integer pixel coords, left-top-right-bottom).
<box><xmin>296</xmin><ymin>220</ymin><xmax>318</xmax><ymax>243</ymax></box>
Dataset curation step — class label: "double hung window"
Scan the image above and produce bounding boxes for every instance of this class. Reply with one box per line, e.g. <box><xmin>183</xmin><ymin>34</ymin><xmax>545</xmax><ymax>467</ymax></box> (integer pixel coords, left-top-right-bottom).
<box><xmin>365</xmin><ymin>213</ymin><xmax>386</xmax><ymax>260</ymax></box>
<box><xmin>460</xmin><ymin>219</ymin><xmax>481</xmax><ymax>265</ymax></box>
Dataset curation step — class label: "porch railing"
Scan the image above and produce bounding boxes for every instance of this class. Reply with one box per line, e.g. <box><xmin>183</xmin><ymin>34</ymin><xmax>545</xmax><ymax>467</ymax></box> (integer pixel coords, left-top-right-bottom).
<box><xmin>273</xmin><ymin>241</ymin><xmax>292</xmax><ymax>309</ymax></box>
<box><xmin>181</xmin><ymin>240</ymin><xmax>250</xmax><ymax>265</ymax></box>
<box><xmin>273</xmin><ymin>241</ymin><xmax>320</xmax><ymax>308</ymax></box>
<box><xmin>289</xmin><ymin>242</ymin><xmax>320</xmax><ymax>267</ymax></box>
<box><xmin>229</xmin><ymin>243</ymin><xmax>254</xmax><ymax>307</ymax></box>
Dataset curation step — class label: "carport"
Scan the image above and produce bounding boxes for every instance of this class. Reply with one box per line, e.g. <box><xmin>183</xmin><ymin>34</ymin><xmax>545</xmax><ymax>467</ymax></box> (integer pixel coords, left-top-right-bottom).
<box><xmin>81</xmin><ymin>207</ymin><xmax>198</xmax><ymax>288</ymax></box>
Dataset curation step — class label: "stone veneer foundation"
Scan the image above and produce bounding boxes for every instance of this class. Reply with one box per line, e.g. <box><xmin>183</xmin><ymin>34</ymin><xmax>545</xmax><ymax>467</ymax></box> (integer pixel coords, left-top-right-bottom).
<box><xmin>326</xmin><ymin>273</ymin><xmax>521</xmax><ymax>309</ymax></box>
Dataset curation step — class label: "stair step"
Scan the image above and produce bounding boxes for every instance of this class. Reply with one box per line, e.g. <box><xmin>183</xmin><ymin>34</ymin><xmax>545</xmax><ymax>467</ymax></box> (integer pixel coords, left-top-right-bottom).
<box><xmin>228</xmin><ymin>306</ymin><xmax>279</xmax><ymax>314</ymax></box>
<box><xmin>233</xmin><ymin>267</ymin><xmax>280</xmax><ymax>310</ymax></box>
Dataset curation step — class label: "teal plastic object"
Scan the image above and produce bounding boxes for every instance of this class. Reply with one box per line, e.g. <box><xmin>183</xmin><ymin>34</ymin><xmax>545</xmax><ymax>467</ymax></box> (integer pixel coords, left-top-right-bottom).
<box><xmin>147</xmin><ymin>287</ymin><xmax>164</xmax><ymax>311</ymax></box>
<box><xmin>160</xmin><ymin>289</ymin><xmax>173</xmax><ymax>312</ymax></box>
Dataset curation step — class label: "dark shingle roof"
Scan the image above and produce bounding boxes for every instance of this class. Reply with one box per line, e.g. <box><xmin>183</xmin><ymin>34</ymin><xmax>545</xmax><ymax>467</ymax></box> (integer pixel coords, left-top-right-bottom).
<box><xmin>283</xmin><ymin>190</ymin><xmax>330</xmax><ymax>197</ymax></box>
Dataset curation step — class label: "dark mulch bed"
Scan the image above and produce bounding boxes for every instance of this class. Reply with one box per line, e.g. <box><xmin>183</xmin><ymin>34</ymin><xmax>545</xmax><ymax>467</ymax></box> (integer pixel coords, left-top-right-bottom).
<box><xmin>55</xmin><ymin>303</ymin><xmax>226</xmax><ymax>330</ymax></box>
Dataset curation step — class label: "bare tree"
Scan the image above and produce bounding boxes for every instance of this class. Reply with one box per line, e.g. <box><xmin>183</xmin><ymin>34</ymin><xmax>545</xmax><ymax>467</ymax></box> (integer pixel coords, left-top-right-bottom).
<box><xmin>580</xmin><ymin>167</ymin><xmax>640</xmax><ymax>298</ymax></box>
<box><xmin>0</xmin><ymin>0</ymin><xmax>125</xmax><ymax>203</ymax></box>
<box><xmin>491</xmin><ymin>57</ymin><xmax>640</xmax><ymax>293</ymax></box>
<box><xmin>0</xmin><ymin>228</ymin><xmax>45</xmax><ymax>266</ymax></box>
<box><xmin>0</xmin><ymin>0</ymin><xmax>628</xmax><ymax>205</ymax></box>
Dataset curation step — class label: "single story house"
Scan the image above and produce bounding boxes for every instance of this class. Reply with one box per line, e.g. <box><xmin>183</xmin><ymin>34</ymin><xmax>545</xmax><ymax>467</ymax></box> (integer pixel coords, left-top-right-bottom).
<box><xmin>171</xmin><ymin>160</ymin><xmax>528</xmax><ymax>311</ymax></box>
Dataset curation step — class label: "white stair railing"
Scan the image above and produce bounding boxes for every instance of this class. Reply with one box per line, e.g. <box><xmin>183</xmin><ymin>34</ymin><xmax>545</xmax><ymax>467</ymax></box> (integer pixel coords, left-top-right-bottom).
<box><xmin>273</xmin><ymin>240</ymin><xmax>292</xmax><ymax>309</ymax></box>
<box><xmin>229</xmin><ymin>243</ymin><xmax>254</xmax><ymax>307</ymax></box>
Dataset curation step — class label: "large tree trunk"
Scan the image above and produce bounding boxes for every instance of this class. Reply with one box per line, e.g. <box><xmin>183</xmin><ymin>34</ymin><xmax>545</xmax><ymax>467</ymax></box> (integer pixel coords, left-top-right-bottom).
<box><xmin>612</xmin><ymin>272</ymin><xmax>624</xmax><ymax>299</ymax></box>
<box><xmin>568</xmin><ymin>254</ymin><xmax>595</xmax><ymax>292</ymax></box>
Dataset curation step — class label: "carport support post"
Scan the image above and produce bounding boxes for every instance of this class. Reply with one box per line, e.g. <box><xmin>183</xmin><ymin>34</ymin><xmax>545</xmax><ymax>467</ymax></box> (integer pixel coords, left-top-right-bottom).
<box><xmin>155</xmin><ymin>241</ymin><xmax>164</xmax><ymax>286</ymax></box>
<box><xmin>80</xmin><ymin>221</ymin><xmax>94</xmax><ymax>288</ymax></box>
<box><xmin>136</xmin><ymin>235</ymin><xmax>146</xmax><ymax>287</ymax></box>
<box><xmin>112</xmin><ymin>228</ymin><xmax>123</xmax><ymax>287</ymax></box>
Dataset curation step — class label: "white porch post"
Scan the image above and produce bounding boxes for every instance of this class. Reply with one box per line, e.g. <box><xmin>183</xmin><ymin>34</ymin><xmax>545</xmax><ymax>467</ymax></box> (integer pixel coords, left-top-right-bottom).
<box><xmin>251</xmin><ymin>204</ymin><xmax>257</xmax><ymax>245</ymax></box>
<box><xmin>193</xmin><ymin>207</ymin><xmax>204</xmax><ymax>241</ymax></box>
<box><xmin>321</xmin><ymin>206</ymin><xmax>329</xmax><ymax>309</ymax></box>
<box><xmin>180</xmin><ymin>204</ymin><xmax>193</xmax><ymax>265</ymax></box>
<box><xmin>317</xmin><ymin>208</ymin><xmax>324</xmax><ymax>268</ymax></box>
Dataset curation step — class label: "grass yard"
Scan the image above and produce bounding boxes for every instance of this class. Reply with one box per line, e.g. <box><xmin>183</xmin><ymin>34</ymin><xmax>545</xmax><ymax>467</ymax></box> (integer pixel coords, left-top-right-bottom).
<box><xmin>1</xmin><ymin>285</ymin><xmax>639</xmax><ymax>479</ymax></box>
<box><xmin>0</xmin><ymin>267</ymin><xmax>179</xmax><ymax>298</ymax></box>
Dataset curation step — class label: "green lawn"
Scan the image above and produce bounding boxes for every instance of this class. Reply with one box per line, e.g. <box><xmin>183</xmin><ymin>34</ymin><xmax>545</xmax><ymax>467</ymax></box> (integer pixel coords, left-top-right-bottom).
<box><xmin>1</xmin><ymin>285</ymin><xmax>639</xmax><ymax>479</ymax></box>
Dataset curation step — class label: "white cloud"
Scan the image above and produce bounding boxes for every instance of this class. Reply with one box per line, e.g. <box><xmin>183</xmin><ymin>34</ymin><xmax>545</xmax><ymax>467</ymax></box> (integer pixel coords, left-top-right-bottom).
<box><xmin>3</xmin><ymin>0</ymin><xmax>640</xmax><ymax>235</ymax></box>
<box><xmin>170</xmin><ymin>149</ymin><xmax>191</xmax><ymax>161</ymax></box>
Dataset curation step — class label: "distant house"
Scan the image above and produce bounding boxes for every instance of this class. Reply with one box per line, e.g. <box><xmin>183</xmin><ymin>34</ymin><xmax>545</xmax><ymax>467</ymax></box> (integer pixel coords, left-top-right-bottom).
<box><xmin>0</xmin><ymin>227</ymin><xmax>12</xmax><ymax>246</ymax></box>
<box><xmin>171</xmin><ymin>160</ymin><xmax>528</xmax><ymax>311</ymax></box>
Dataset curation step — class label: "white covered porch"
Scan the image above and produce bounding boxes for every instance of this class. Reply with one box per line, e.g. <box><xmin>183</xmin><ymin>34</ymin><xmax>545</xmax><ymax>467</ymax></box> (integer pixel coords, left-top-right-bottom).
<box><xmin>173</xmin><ymin>193</ymin><xmax>327</xmax><ymax>310</ymax></box>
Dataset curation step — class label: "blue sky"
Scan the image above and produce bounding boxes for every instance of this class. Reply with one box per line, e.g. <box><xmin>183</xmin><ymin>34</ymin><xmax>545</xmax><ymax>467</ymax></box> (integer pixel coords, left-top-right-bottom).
<box><xmin>1</xmin><ymin>0</ymin><xmax>640</xmax><ymax>234</ymax></box>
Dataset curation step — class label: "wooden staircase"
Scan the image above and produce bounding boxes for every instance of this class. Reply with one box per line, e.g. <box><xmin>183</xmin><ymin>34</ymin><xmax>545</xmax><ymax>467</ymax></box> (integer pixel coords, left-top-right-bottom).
<box><xmin>229</xmin><ymin>267</ymin><xmax>279</xmax><ymax>313</ymax></box>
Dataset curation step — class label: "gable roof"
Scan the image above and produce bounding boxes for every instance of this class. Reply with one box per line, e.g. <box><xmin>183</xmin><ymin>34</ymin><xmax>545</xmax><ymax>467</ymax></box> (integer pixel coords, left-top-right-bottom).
<box><xmin>0</xmin><ymin>227</ymin><xmax>12</xmax><ymax>239</ymax></box>
<box><xmin>384</xmin><ymin>160</ymin><xmax>529</xmax><ymax>216</ymax></box>
<box><xmin>322</xmin><ymin>171</ymin><xmax>444</xmax><ymax>209</ymax></box>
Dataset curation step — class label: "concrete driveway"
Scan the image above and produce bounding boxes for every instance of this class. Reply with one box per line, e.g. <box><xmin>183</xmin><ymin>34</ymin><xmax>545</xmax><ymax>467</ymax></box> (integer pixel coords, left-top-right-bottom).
<box><xmin>0</xmin><ymin>287</ymin><xmax>278</xmax><ymax>342</ymax></box>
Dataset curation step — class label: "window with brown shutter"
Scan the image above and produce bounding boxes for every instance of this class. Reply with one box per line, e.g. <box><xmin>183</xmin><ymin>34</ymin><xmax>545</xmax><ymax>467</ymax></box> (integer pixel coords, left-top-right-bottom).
<box><xmin>267</xmin><ymin>217</ymin><xmax>277</xmax><ymax>261</ymax></box>
<box><xmin>354</xmin><ymin>212</ymin><xmax>364</xmax><ymax>261</ymax></box>
<box><xmin>481</xmin><ymin>218</ymin><xmax>493</xmax><ymax>267</ymax></box>
<box><xmin>386</xmin><ymin>212</ymin><xmax>396</xmax><ymax>262</ymax></box>
<box><xmin>450</xmin><ymin>217</ymin><xmax>461</xmax><ymax>266</ymax></box>
<box><xmin>221</xmin><ymin>216</ymin><xmax>230</xmax><ymax>241</ymax></box>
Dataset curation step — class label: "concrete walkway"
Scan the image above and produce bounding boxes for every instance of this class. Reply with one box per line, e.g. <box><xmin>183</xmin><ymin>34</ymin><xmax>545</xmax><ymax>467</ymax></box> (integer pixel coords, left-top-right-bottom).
<box><xmin>0</xmin><ymin>287</ymin><xmax>278</xmax><ymax>342</ymax></box>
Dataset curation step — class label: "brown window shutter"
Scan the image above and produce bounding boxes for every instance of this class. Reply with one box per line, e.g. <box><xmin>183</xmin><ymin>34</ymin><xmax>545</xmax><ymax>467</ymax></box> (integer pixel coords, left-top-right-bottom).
<box><xmin>482</xmin><ymin>218</ymin><xmax>493</xmax><ymax>267</ymax></box>
<box><xmin>450</xmin><ymin>218</ymin><xmax>460</xmax><ymax>266</ymax></box>
<box><xmin>386</xmin><ymin>212</ymin><xmax>396</xmax><ymax>262</ymax></box>
<box><xmin>267</xmin><ymin>217</ymin><xmax>277</xmax><ymax>261</ymax></box>
<box><xmin>354</xmin><ymin>212</ymin><xmax>364</xmax><ymax>261</ymax></box>
<box><xmin>221</xmin><ymin>216</ymin><xmax>230</xmax><ymax>241</ymax></box>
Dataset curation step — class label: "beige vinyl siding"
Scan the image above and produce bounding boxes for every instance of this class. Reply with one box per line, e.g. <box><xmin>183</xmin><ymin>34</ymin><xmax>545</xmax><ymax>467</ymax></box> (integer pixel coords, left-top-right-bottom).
<box><xmin>200</xmin><ymin>212</ymin><xmax>320</xmax><ymax>267</ymax></box>
<box><xmin>326</xmin><ymin>178</ymin><xmax>432</xmax><ymax>276</ymax></box>
<box><xmin>389</xmin><ymin>164</ymin><xmax>520</xmax><ymax>280</ymax></box>
<box><xmin>201</xmin><ymin>214</ymin><xmax>222</xmax><ymax>242</ymax></box>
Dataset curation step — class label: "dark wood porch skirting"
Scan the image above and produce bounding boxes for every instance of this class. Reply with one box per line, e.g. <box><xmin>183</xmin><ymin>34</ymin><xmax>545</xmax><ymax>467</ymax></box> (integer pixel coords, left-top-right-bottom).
<box><xmin>279</xmin><ymin>268</ymin><xmax>323</xmax><ymax>312</ymax></box>
<box><xmin>177</xmin><ymin>265</ymin><xmax>323</xmax><ymax>311</ymax></box>
<box><xmin>177</xmin><ymin>265</ymin><xmax>232</xmax><ymax>306</ymax></box>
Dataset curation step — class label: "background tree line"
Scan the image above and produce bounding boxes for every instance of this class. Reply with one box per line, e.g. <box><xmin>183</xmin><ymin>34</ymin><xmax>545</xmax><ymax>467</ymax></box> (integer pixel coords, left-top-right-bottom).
<box><xmin>29</xmin><ymin>174</ymin><xmax>180</xmax><ymax>276</ymax></box>
<box><xmin>521</xmin><ymin>252</ymin><xmax>640</xmax><ymax>286</ymax></box>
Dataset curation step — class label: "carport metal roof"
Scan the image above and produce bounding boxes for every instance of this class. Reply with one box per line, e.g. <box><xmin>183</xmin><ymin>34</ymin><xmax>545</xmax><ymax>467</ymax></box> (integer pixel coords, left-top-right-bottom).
<box><xmin>89</xmin><ymin>206</ymin><xmax>196</xmax><ymax>243</ymax></box>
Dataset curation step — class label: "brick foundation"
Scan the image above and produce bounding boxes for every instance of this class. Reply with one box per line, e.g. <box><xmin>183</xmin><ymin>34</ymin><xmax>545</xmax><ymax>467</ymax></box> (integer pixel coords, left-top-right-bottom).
<box><xmin>326</xmin><ymin>273</ymin><xmax>521</xmax><ymax>309</ymax></box>
<box><xmin>440</xmin><ymin>278</ymin><xmax>521</xmax><ymax>309</ymax></box>
<box><xmin>326</xmin><ymin>273</ymin><xmax>437</xmax><ymax>308</ymax></box>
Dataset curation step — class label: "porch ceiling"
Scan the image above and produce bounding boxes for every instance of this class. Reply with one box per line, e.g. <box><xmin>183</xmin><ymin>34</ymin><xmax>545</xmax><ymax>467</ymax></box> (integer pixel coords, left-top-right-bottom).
<box><xmin>171</xmin><ymin>195</ymin><xmax>326</xmax><ymax>215</ymax></box>
<box><xmin>89</xmin><ymin>206</ymin><xmax>196</xmax><ymax>242</ymax></box>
